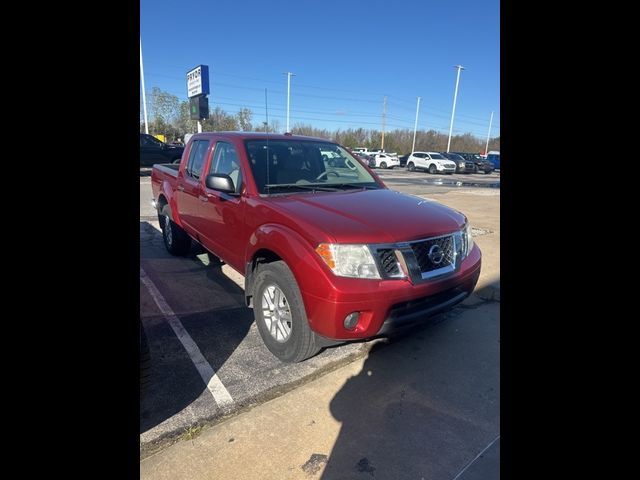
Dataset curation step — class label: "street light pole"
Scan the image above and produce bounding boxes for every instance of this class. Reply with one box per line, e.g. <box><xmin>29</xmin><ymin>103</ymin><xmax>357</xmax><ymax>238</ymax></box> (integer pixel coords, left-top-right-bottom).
<box><xmin>484</xmin><ymin>111</ymin><xmax>494</xmax><ymax>156</ymax></box>
<box><xmin>381</xmin><ymin>96</ymin><xmax>387</xmax><ymax>150</ymax></box>
<box><xmin>447</xmin><ymin>64</ymin><xmax>465</xmax><ymax>152</ymax></box>
<box><xmin>284</xmin><ymin>72</ymin><xmax>296</xmax><ymax>133</ymax></box>
<box><xmin>412</xmin><ymin>96</ymin><xmax>421</xmax><ymax>153</ymax></box>
<box><xmin>139</xmin><ymin>37</ymin><xmax>149</xmax><ymax>134</ymax></box>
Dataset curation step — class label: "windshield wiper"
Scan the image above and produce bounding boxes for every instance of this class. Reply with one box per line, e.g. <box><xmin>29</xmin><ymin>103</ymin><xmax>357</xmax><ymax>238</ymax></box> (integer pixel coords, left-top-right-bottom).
<box><xmin>264</xmin><ymin>183</ymin><xmax>339</xmax><ymax>193</ymax></box>
<box><xmin>327</xmin><ymin>183</ymin><xmax>380</xmax><ymax>190</ymax></box>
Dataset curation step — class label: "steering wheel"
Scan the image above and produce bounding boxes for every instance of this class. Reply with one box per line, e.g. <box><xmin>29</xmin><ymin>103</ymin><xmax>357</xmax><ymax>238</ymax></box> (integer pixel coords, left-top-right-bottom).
<box><xmin>316</xmin><ymin>171</ymin><xmax>340</xmax><ymax>181</ymax></box>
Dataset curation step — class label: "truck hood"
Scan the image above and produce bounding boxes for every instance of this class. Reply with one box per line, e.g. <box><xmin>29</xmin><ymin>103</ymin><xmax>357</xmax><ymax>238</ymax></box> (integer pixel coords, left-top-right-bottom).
<box><xmin>269</xmin><ymin>189</ymin><xmax>465</xmax><ymax>244</ymax></box>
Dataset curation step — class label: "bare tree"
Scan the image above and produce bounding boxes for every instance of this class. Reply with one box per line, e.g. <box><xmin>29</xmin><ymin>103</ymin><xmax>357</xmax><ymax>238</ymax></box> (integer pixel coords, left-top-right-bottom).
<box><xmin>236</xmin><ymin>108</ymin><xmax>253</xmax><ymax>131</ymax></box>
<box><xmin>149</xmin><ymin>87</ymin><xmax>180</xmax><ymax>139</ymax></box>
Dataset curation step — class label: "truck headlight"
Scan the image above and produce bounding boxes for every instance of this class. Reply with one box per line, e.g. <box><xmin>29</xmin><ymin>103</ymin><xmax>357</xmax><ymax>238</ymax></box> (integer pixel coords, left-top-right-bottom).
<box><xmin>462</xmin><ymin>223</ymin><xmax>474</xmax><ymax>257</ymax></box>
<box><xmin>315</xmin><ymin>244</ymin><xmax>381</xmax><ymax>279</ymax></box>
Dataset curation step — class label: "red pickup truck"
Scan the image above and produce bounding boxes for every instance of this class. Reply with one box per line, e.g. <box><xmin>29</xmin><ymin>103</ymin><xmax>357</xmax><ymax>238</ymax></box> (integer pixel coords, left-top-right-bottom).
<box><xmin>151</xmin><ymin>132</ymin><xmax>481</xmax><ymax>362</ymax></box>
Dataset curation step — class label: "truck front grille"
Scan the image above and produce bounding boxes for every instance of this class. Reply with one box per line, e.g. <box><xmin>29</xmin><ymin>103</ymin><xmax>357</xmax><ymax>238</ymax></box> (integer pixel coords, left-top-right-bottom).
<box><xmin>410</xmin><ymin>235</ymin><xmax>455</xmax><ymax>274</ymax></box>
<box><xmin>378</xmin><ymin>248</ymin><xmax>401</xmax><ymax>277</ymax></box>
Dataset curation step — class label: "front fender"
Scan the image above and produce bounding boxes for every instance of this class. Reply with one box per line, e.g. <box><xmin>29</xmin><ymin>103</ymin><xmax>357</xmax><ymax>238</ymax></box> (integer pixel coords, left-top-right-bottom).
<box><xmin>245</xmin><ymin>224</ymin><xmax>335</xmax><ymax>329</ymax></box>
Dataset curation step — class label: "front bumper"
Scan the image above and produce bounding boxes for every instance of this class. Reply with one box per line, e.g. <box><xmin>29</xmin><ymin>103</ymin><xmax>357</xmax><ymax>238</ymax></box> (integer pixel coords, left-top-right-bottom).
<box><xmin>302</xmin><ymin>244</ymin><xmax>481</xmax><ymax>340</ymax></box>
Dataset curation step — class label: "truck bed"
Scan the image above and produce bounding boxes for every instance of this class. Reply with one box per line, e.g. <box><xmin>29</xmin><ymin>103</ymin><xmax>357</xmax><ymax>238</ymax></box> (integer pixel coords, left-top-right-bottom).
<box><xmin>153</xmin><ymin>163</ymin><xmax>180</xmax><ymax>176</ymax></box>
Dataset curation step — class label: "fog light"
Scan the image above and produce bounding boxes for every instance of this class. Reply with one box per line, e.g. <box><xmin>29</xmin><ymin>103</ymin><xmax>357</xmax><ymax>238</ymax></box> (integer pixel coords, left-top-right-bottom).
<box><xmin>344</xmin><ymin>312</ymin><xmax>360</xmax><ymax>330</ymax></box>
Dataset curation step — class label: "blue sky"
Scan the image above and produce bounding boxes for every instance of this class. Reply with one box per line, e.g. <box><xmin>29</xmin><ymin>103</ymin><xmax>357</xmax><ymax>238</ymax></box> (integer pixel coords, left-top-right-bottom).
<box><xmin>140</xmin><ymin>0</ymin><xmax>500</xmax><ymax>138</ymax></box>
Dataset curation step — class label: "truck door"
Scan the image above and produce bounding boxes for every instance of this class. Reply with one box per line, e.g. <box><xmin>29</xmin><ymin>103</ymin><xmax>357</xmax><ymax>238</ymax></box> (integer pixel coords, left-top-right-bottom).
<box><xmin>198</xmin><ymin>141</ymin><xmax>246</xmax><ymax>271</ymax></box>
<box><xmin>176</xmin><ymin>139</ymin><xmax>210</xmax><ymax>235</ymax></box>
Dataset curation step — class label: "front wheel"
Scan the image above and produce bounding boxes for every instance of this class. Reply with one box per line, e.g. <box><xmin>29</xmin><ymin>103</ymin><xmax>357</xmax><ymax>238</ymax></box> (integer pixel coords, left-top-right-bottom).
<box><xmin>428</xmin><ymin>164</ymin><xmax>437</xmax><ymax>174</ymax></box>
<box><xmin>253</xmin><ymin>261</ymin><xmax>320</xmax><ymax>363</ymax></box>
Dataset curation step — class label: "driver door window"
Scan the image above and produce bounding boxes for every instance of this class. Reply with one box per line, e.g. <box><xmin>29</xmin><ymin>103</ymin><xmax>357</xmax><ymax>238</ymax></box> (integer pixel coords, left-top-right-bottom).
<box><xmin>209</xmin><ymin>142</ymin><xmax>243</xmax><ymax>193</ymax></box>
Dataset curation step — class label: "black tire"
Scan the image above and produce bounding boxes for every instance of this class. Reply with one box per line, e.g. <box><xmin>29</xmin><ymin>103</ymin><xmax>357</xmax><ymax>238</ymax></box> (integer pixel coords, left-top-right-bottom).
<box><xmin>140</xmin><ymin>319</ymin><xmax>151</xmax><ymax>398</ymax></box>
<box><xmin>428</xmin><ymin>164</ymin><xmax>437</xmax><ymax>174</ymax></box>
<box><xmin>407</xmin><ymin>162</ymin><xmax>415</xmax><ymax>172</ymax></box>
<box><xmin>380</xmin><ymin>161</ymin><xmax>387</xmax><ymax>169</ymax></box>
<box><xmin>253</xmin><ymin>261</ymin><xmax>320</xmax><ymax>363</ymax></box>
<box><xmin>473</xmin><ymin>165</ymin><xmax>478</xmax><ymax>174</ymax></box>
<box><xmin>160</xmin><ymin>205</ymin><xmax>191</xmax><ymax>255</ymax></box>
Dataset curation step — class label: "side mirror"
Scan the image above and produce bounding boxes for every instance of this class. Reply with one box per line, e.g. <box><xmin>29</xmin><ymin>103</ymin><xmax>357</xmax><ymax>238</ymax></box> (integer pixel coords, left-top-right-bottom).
<box><xmin>205</xmin><ymin>173</ymin><xmax>236</xmax><ymax>194</ymax></box>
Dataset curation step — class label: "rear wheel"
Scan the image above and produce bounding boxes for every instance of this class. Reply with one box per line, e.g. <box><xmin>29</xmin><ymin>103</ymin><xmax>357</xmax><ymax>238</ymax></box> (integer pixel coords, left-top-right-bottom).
<box><xmin>428</xmin><ymin>164</ymin><xmax>437</xmax><ymax>174</ymax></box>
<box><xmin>380</xmin><ymin>161</ymin><xmax>387</xmax><ymax>169</ymax></box>
<box><xmin>253</xmin><ymin>261</ymin><xmax>320</xmax><ymax>363</ymax></box>
<box><xmin>160</xmin><ymin>205</ymin><xmax>191</xmax><ymax>255</ymax></box>
<box><xmin>407</xmin><ymin>162</ymin><xmax>415</xmax><ymax>172</ymax></box>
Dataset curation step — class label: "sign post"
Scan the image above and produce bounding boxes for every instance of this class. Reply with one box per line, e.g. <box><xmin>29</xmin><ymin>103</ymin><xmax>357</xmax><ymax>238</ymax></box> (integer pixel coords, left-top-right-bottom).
<box><xmin>186</xmin><ymin>65</ymin><xmax>210</xmax><ymax>133</ymax></box>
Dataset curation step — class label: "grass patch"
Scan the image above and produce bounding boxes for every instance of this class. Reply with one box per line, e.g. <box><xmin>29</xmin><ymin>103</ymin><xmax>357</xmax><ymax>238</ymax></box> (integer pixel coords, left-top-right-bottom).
<box><xmin>181</xmin><ymin>424</ymin><xmax>204</xmax><ymax>442</ymax></box>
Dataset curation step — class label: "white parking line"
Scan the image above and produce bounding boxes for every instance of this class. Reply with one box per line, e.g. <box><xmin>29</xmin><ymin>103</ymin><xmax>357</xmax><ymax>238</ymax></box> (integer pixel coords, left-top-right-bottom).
<box><xmin>140</xmin><ymin>267</ymin><xmax>234</xmax><ymax>409</ymax></box>
<box><xmin>451</xmin><ymin>434</ymin><xmax>500</xmax><ymax>480</ymax></box>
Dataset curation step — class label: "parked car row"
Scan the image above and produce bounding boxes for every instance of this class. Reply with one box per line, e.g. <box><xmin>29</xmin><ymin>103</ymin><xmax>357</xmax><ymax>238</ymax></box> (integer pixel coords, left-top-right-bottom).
<box><xmin>354</xmin><ymin>149</ymin><xmax>497</xmax><ymax>174</ymax></box>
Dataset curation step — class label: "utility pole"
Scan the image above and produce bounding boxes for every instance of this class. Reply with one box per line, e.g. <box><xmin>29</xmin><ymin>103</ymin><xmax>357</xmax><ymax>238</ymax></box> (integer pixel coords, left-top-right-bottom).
<box><xmin>484</xmin><ymin>111</ymin><xmax>494</xmax><ymax>156</ymax></box>
<box><xmin>447</xmin><ymin>64</ymin><xmax>465</xmax><ymax>152</ymax></box>
<box><xmin>139</xmin><ymin>37</ymin><xmax>149</xmax><ymax>134</ymax></box>
<box><xmin>284</xmin><ymin>72</ymin><xmax>296</xmax><ymax>133</ymax></box>
<box><xmin>381</xmin><ymin>96</ymin><xmax>387</xmax><ymax>150</ymax></box>
<box><xmin>412</xmin><ymin>96</ymin><xmax>421</xmax><ymax>153</ymax></box>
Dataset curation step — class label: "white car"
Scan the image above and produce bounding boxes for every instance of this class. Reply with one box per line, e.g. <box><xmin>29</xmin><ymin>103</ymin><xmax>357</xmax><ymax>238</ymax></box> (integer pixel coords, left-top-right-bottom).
<box><xmin>406</xmin><ymin>151</ymin><xmax>456</xmax><ymax>174</ymax></box>
<box><xmin>371</xmin><ymin>152</ymin><xmax>400</xmax><ymax>169</ymax></box>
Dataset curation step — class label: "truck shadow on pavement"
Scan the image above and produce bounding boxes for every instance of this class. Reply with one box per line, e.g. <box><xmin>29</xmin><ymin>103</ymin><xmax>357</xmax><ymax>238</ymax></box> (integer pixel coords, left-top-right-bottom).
<box><xmin>320</xmin><ymin>281</ymin><xmax>500</xmax><ymax>480</ymax></box>
<box><xmin>140</xmin><ymin>225</ymin><xmax>254</xmax><ymax>436</ymax></box>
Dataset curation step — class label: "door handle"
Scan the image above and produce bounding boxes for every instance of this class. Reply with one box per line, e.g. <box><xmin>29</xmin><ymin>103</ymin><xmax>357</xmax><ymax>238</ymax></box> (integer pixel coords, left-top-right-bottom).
<box><xmin>177</xmin><ymin>185</ymin><xmax>185</xmax><ymax>192</ymax></box>
<box><xmin>198</xmin><ymin>195</ymin><xmax>210</xmax><ymax>202</ymax></box>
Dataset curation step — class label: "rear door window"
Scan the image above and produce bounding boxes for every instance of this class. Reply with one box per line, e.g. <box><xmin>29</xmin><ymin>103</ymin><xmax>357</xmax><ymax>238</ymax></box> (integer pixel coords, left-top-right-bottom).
<box><xmin>186</xmin><ymin>140</ymin><xmax>210</xmax><ymax>179</ymax></box>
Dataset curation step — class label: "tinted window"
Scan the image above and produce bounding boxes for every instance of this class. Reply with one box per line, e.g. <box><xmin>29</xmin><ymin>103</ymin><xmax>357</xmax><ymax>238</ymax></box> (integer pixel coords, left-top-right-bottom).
<box><xmin>186</xmin><ymin>140</ymin><xmax>209</xmax><ymax>179</ymax></box>
<box><xmin>141</xmin><ymin>135</ymin><xmax>163</xmax><ymax>147</ymax></box>
<box><xmin>430</xmin><ymin>153</ymin><xmax>445</xmax><ymax>160</ymax></box>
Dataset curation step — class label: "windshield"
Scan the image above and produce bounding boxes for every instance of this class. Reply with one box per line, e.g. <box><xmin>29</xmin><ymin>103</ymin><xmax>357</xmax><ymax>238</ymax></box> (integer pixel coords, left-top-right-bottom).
<box><xmin>245</xmin><ymin>139</ymin><xmax>381</xmax><ymax>194</ymax></box>
<box><xmin>430</xmin><ymin>153</ymin><xmax>446</xmax><ymax>160</ymax></box>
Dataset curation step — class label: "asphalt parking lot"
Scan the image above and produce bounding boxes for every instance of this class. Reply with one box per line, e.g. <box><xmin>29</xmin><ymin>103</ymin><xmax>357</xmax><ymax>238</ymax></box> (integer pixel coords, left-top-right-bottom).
<box><xmin>139</xmin><ymin>164</ymin><xmax>500</xmax><ymax>477</ymax></box>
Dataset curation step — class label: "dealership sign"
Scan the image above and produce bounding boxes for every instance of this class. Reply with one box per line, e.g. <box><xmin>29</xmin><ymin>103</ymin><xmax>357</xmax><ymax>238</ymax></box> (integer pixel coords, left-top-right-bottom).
<box><xmin>186</xmin><ymin>65</ymin><xmax>210</xmax><ymax>98</ymax></box>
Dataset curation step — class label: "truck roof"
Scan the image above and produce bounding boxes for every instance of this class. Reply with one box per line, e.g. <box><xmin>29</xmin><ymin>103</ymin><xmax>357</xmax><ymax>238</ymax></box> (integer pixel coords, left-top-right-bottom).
<box><xmin>186</xmin><ymin>132</ymin><xmax>334</xmax><ymax>143</ymax></box>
